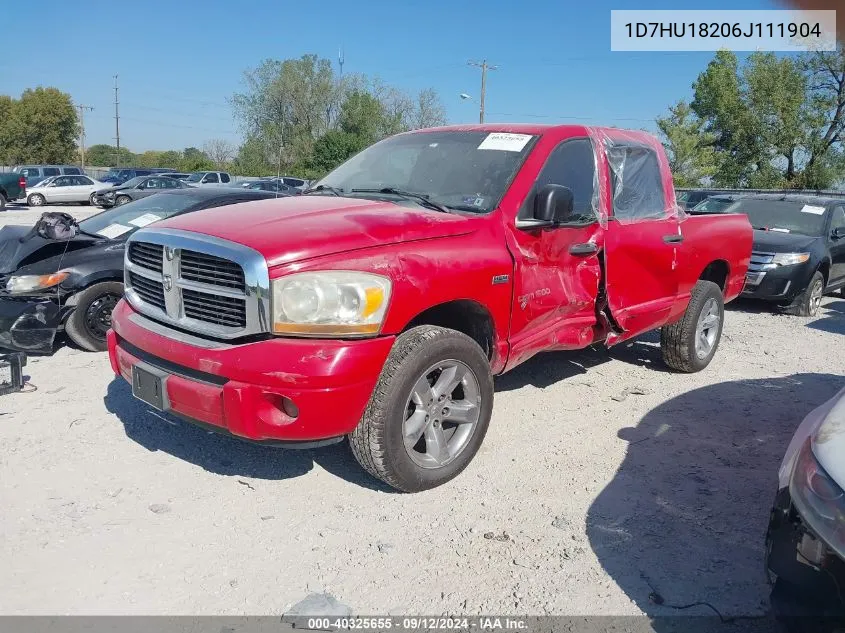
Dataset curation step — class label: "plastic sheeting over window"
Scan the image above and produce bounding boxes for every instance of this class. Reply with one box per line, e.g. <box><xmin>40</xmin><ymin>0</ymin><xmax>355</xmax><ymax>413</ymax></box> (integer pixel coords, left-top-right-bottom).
<box><xmin>583</xmin><ymin>127</ymin><xmax>684</xmax><ymax>227</ymax></box>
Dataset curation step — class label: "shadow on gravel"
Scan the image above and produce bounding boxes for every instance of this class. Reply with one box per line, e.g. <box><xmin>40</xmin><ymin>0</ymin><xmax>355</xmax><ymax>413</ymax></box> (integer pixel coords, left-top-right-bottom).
<box><xmin>103</xmin><ymin>378</ymin><xmax>394</xmax><ymax>492</ymax></box>
<box><xmin>496</xmin><ymin>331</ymin><xmax>673</xmax><ymax>392</ymax></box>
<box><xmin>807</xmin><ymin>300</ymin><xmax>845</xmax><ymax>336</ymax></box>
<box><xmin>586</xmin><ymin>373</ymin><xmax>845</xmax><ymax>628</ymax></box>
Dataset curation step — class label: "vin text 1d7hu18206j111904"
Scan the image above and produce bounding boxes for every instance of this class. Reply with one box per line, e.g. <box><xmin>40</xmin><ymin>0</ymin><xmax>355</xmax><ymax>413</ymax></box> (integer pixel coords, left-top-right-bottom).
<box><xmin>107</xmin><ymin>124</ymin><xmax>753</xmax><ymax>492</ymax></box>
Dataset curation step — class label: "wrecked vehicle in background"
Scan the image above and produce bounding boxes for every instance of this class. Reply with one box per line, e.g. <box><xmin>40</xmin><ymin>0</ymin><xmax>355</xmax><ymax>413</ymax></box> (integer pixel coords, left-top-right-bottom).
<box><xmin>0</xmin><ymin>189</ymin><xmax>279</xmax><ymax>354</ymax></box>
<box><xmin>108</xmin><ymin>124</ymin><xmax>753</xmax><ymax>492</ymax></box>
<box><xmin>767</xmin><ymin>385</ymin><xmax>845</xmax><ymax>612</ymax></box>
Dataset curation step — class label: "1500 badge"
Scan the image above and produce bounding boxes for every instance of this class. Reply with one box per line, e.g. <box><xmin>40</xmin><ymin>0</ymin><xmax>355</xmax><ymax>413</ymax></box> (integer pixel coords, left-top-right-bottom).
<box><xmin>518</xmin><ymin>288</ymin><xmax>551</xmax><ymax>309</ymax></box>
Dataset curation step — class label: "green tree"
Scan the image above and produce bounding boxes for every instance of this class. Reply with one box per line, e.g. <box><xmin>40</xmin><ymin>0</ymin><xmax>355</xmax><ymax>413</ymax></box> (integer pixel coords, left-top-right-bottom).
<box><xmin>231</xmin><ymin>136</ymin><xmax>274</xmax><ymax>176</ymax></box>
<box><xmin>84</xmin><ymin>144</ymin><xmax>135</xmax><ymax>167</ymax></box>
<box><xmin>157</xmin><ymin>151</ymin><xmax>181</xmax><ymax>169</ymax></box>
<box><xmin>179</xmin><ymin>147</ymin><xmax>215</xmax><ymax>172</ymax></box>
<box><xmin>4</xmin><ymin>87</ymin><xmax>78</xmax><ymax>164</ymax></box>
<box><xmin>678</xmin><ymin>48</ymin><xmax>845</xmax><ymax>189</ymax></box>
<box><xmin>0</xmin><ymin>95</ymin><xmax>13</xmax><ymax>164</ymax></box>
<box><xmin>307</xmin><ymin>130</ymin><xmax>366</xmax><ymax>176</ymax></box>
<box><xmin>656</xmin><ymin>101</ymin><xmax>717</xmax><ymax>187</ymax></box>
<box><xmin>339</xmin><ymin>90</ymin><xmax>385</xmax><ymax>144</ymax></box>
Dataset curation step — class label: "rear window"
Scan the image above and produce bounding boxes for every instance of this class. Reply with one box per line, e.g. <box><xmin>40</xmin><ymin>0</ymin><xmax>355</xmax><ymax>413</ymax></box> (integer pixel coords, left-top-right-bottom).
<box><xmin>607</xmin><ymin>145</ymin><xmax>666</xmax><ymax>221</ymax></box>
<box><xmin>63</xmin><ymin>167</ymin><xmax>82</xmax><ymax>175</ymax></box>
<box><xmin>220</xmin><ymin>173</ymin><xmax>230</xmax><ymax>183</ymax></box>
<box><xmin>691</xmin><ymin>197</ymin><xmax>736</xmax><ymax>214</ymax></box>
<box><xmin>43</xmin><ymin>167</ymin><xmax>60</xmax><ymax>176</ymax></box>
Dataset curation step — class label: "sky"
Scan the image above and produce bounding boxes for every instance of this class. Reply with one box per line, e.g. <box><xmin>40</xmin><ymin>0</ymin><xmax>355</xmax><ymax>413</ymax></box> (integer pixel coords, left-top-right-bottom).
<box><xmin>1</xmin><ymin>0</ymin><xmax>796</xmax><ymax>153</ymax></box>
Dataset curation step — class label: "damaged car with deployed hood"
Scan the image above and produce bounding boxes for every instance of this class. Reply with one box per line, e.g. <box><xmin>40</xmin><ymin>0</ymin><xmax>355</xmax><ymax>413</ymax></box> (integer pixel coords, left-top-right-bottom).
<box><xmin>766</xmin><ymin>384</ymin><xmax>845</xmax><ymax>613</ymax></box>
<box><xmin>0</xmin><ymin>188</ymin><xmax>278</xmax><ymax>354</ymax></box>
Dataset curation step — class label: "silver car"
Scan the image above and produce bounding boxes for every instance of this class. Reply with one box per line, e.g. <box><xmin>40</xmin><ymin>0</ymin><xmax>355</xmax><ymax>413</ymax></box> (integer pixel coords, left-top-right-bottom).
<box><xmin>26</xmin><ymin>174</ymin><xmax>106</xmax><ymax>207</ymax></box>
<box><xmin>184</xmin><ymin>171</ymin><xmax>232</xmax><ymax>187</ymax></box>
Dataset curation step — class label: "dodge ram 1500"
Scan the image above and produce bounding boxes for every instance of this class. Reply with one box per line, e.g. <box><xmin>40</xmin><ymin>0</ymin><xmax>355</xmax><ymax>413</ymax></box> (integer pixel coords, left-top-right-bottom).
<box><xmin>107</xmin><ymin>124</ymin><xmax>753</xmax><ymax>492</ymax></box>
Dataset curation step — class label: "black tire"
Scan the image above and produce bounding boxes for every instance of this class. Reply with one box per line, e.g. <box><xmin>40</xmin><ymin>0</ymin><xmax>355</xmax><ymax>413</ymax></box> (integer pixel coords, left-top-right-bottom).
<box><xmin>788</xmin><ymin>271</ymin><xmax>825</xmax><ymax>317</ymax></box>
<box><xmin>660</xmin><ymin>280</ymin><xmax>725</xmax><ymax>373</ymax></box>
<box><xmin>64</xmin><ymin>282</ymin><xmax>124</xmax><ymax>352</ymax></box>
<box><xmin>350</xmin><ymin>325</ymin><xmax>494</xmax><ymax>492</ymax></box>
<box><xmin>27</xmin><ymin>193</ymin><xmax>45</xmax><ymax>207</ymax></box>
<box><xmin>115</xmin><ymin>195</ymin><xmax>131</xmax><ymax>206</ymax></box>
<box><xmin>0</xmin><ymin>192</ymin><xmax>6</xmax><ymax>211</ymax></box>
<box><xmin>88</xmin><ymin>193</ymin><xmax>97</xmax><ymax>206</ymax></box>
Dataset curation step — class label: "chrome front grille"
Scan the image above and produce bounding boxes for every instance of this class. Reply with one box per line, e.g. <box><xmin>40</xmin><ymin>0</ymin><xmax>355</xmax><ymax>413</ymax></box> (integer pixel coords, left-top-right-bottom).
<box><xmin>745</xmin><ymin>251</ymin><xmax>776</xmax><ymax>286</ymax></box>
<box><xmin>124</xmin><ymin>228</ymin><xmax>270</xmax><ymax>339</ymax></box>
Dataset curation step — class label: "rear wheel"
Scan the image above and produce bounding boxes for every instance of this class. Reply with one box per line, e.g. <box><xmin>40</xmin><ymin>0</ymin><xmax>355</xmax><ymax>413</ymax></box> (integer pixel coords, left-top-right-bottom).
<box><xmin>661</xmin><ymin>280</ymin><xmax>724</xmax><ymax>373</ymax></box>
<box><xmin>64</xmin><ymin>282</ymin><xmax>123</xmax><ymax>352</ymax></box>
<box><xmin>350</xmin><ymin>325</ymin><xmax>494</xmax><ymax>492</ymax></box>
<box><xmin>27</xmin><ymin>193</ymin><xmax>45</xmax><ymax>207</ymax></box>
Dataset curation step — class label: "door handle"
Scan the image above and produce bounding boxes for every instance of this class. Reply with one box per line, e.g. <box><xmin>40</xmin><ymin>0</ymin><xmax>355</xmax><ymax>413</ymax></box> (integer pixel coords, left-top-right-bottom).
<box><xmin>569</xmin><ymin>242</ymin><xmax>599</xmax><ymax>256</ymax></box>
<box><xmin>663</xmin><ymin>234</ymin><xmax>684</xmax><ymax>244</ymax></box>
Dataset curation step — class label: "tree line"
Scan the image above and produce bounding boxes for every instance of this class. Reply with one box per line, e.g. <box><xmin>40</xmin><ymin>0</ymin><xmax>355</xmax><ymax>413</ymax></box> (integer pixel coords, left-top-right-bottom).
<box><xmin>657</xmin><ymin>48</ymin><xmax>845</xmax><ymax>190</ymax></box>
<box><xmin>4</xmin><ymin>49</ymin><xmax>845</xmax><ymax>188</ymax></box>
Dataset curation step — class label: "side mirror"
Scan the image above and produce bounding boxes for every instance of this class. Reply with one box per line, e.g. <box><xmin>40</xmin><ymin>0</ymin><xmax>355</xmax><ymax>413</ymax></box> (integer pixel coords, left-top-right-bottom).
<box><xmin>533</xmin><ymin>184</ymin><xmax>574</xmax><ymax>226</ymax></box>
<box><xmin>832</xmin><ymin>227</ymin><xmax>845</xmax><ymax>240</ymax></box>
<box><xmin>35</xmin><ymin>212</ymin><xmax>80</xmax><ymax>241</ymax></box>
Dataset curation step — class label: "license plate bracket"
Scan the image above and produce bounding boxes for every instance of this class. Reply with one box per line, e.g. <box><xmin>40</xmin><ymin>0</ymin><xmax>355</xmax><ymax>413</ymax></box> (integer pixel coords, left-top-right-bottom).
<box><xmin>131</xmin><ymin>362</ymin><xmax>170</xmax><ymax>411</ymax></box>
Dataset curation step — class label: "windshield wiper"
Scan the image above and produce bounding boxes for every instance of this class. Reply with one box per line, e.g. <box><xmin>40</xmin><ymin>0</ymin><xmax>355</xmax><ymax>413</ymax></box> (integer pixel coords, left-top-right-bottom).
<box><xmin>351</xmin><ymin>188</ymin><xmax>450</xmax><ymax>214</ymax></box>
<box><xmin>302</xmin><ymin>184</ymin><xmax>343</xmax><ymax>196</ymax></box>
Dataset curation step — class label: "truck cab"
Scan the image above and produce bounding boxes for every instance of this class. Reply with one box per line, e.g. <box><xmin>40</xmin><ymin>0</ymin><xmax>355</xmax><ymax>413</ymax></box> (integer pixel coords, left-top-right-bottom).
<box><xmin>108</xmin><ymin>124</ymin><xmax>753</xmax><ymax>492</ymax></box>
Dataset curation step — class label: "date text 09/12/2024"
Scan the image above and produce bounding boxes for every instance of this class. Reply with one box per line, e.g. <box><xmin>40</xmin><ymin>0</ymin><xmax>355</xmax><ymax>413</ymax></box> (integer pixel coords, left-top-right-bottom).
<box><xmin>624</xmin><ymin>21</ymin><xmax>823</xmax><ymax>39</ymax></box>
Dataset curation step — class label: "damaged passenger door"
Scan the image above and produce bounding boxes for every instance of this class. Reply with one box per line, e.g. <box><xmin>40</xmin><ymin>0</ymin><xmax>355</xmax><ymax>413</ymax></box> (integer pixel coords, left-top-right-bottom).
<box><xmin>504</xmin><ymin>137</ymin><xmax>603</xmax><ymax>370</ymax></box>
<box><xmin>602</xmin><ymin>143</ymin><xmax>681</xmax><ymax>344</ymax></box>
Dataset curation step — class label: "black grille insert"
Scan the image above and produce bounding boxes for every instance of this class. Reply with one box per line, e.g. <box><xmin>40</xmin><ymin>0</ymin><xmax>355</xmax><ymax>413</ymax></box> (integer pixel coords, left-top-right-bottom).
<box><xmin>180</xmin><ymin>250</ymin><xmax>245</xmax><ymax>291</ymax></box>
<box><xmin>128</xmin><ymin>272</ymin><xmax>165</xmax><ymax>310</ymax></box>
<box><xmin>182</xmin><ymin>289</ymin><xmax>246</xmax><ymax>328</ymax></box>
<box><xmin>128</xmin><ymin>242</ymin><xmax>164</xmax><ymax>273</ymax></box>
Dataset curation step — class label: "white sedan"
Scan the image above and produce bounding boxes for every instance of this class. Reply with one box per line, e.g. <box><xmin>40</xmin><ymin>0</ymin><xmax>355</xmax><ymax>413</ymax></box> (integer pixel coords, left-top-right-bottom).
<box><xmin>26</xmin><ymin>174</ymin><xmax>106</xmax><ymax>207</ymax></box>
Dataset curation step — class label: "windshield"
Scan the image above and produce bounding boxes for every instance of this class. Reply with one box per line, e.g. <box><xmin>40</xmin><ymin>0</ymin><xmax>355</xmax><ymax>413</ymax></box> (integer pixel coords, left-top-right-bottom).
<box><xmin>79</xmin><ymin>193</ymin><xmax>203</xmax><ymax>239</ymax></box>
<box><xmin>691</xmin><ymin>197</ymin><xmax>736</xmax><ymax>214</ymax></box>
<box><xmin>726</xmin><ymin>198</ymin><xmax>829</xmax><ymax>236</ymax></box>
<box><xmin>186</xmin><ymin>172</ymin><xmax>205</xmax><ymax>183</ymax></box>
<box><xmin>34</xmin><ymin>176</ymin><xmax>56</xmax><ymax>188</ymax></box>
<box><xmin>313</xmin><ymin>130</ymin><xmax>538</xmax><ymax>213</ymax></box>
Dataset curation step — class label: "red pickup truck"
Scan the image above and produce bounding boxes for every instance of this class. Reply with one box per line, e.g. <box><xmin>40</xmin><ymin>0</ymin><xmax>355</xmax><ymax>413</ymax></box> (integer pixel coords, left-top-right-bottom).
<box><xmin>108</xmin><ymin>124</ymin><xmax>752</xmax><ymax>492</ymax></box>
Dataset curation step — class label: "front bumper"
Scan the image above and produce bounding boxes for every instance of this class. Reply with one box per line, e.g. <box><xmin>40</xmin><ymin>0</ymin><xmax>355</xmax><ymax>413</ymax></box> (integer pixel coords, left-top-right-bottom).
<box><xmin>93</xmin><ymin>193</ymin><xmax>116</xmax><ymax>207</ymax></box>
<box><xmin>741</xmin><ymin>262</ymin><xmax>815</xmax><ymax>302</ymax></box>
<box><xmin>0</xmin><ymin>296</ymin><xmax>65</xmax><ymax>354</ymax></box>
<box><xmin>766</xmin><ymin>487</ymin><xmax>845</xmax><ymax>604</ymax></box>
<box><xmin>108</xmin><ymin>299</ymin><xmax>395</xmax><ymax>443</ymax></box>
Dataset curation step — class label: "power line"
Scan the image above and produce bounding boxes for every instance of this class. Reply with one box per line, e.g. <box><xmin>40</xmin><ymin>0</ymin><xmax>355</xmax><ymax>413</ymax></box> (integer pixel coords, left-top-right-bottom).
<box><xmin>74</xmin><ymin>103</ymin><xmax>94</xmax><ymax>169</ymax></box>
<box><xmin>467</xmin><ymin>60</ymin><xmax>498</xmax><ymax>124</ymax></box>
<box><xmin>113</xmin><ymin>75</ymin><xmax>121</xmax><ymax>166</ymax></box>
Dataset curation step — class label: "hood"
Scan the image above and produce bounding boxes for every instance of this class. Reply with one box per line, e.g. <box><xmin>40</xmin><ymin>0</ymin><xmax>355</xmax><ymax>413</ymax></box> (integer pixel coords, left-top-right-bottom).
<box><xmin>752</xmin><ymin>229</ymin><xmax>819</xmax><ymax>253</ymax></box>
<box><xmin>0</xmin><ymin>225</ymin><xmax>99</xmax><ymax>274</ymax></box>
<box><xmin>813</xmin><ymin>391</ymin><xmax>845</xmax><ymax>490</ymax></box>
<box><xmin>150</xmin><ymin>196</ymin><xmax>479</xmax><ymax>267</ymax></box>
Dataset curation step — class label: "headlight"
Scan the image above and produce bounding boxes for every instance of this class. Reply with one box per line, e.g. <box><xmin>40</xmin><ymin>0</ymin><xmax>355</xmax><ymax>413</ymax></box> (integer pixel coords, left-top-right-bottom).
<box><xmin>772</xmin><ymin>252</ymin><xmax>811</xmax><ymax>266</ymax></box>
<box><xmin>789</xmin><ymin>438</ymin><xmax>845</xmax><ymax>559</ymax></box>
<box><xmin>6</xmin><ymin>271</ymin><xmax>70</xmax><ymax>294</ymax></box>
<box><xmin>271</xmin><ymin>271</ymin><xmax>391</xmax><ymax>336</ymax></box>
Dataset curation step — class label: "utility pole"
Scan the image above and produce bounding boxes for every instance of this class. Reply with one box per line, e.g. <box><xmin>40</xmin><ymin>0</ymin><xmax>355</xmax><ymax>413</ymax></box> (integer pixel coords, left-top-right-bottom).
<box><xmin>74</xmin><ymin>104</ymin><xmax>94</xmax><ymax>169</ymax></box>
<box><xmin>113</xmin><ymin>74</ymin><xmax>121</xmax><ymax>166</ymax></box>
<box><xmin>467</xmin><ymin>59</ymin><xmax>497</xmax><ymax>123</ymax></box>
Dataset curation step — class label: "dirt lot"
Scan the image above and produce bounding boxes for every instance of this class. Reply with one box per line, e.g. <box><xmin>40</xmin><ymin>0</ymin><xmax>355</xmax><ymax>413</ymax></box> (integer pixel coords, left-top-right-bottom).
<box><xmin>1</xmin><ymin>202</ymin><xmax>844</xmax><ymax>617</ymax></box>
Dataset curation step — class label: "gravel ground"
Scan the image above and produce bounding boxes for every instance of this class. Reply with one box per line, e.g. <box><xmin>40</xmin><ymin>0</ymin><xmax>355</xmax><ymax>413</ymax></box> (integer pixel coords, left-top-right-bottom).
<box><xmin>1</xmin><ymin>202</ymin><xmax>844</xmax><ymax>617</ymax></box>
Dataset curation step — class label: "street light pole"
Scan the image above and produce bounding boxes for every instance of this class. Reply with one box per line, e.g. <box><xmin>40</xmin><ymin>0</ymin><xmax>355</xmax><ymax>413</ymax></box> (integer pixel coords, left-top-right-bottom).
<box><xmin>468</xmin><ymin>59</ymin><xmax>497</xmax><ymax>123</ymax></box>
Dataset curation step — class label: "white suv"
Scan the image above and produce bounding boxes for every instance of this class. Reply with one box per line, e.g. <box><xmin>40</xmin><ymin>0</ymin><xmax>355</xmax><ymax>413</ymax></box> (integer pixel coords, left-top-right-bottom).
<box><xmin>185</xmin><ymin>171</ymin><xmax>232</xmax><ymax>187</ymax></box>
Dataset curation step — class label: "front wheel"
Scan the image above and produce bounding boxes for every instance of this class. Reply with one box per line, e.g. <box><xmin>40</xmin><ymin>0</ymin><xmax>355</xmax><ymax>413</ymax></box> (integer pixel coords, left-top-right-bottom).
<box><xmin>789</xmin><ymin>271</ymin><xmax>825</xmax><ymax>317</ymax></box>
<box><xmin>660</xmin><ymin>280</ymin><xmax>725</xmax><ymax>373</ymax></box>
<box><xmin>350</xmin><ymin>325</ymin><xmax>494</xmax><ymax>492</ymax></box>
<box><xmin>115</xmin><ymin>195</ymin><xmax>131</xmax><ymax>206</ymax></box>
<box><xmin>64</xmin><ymin>282</ymin><xmax>123</xmax><ymax>352</ymax></box>
<box><xmin>27</xmin><ymin>193</ymin><xmax>45</xmax><ymax>207</ymax></box>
